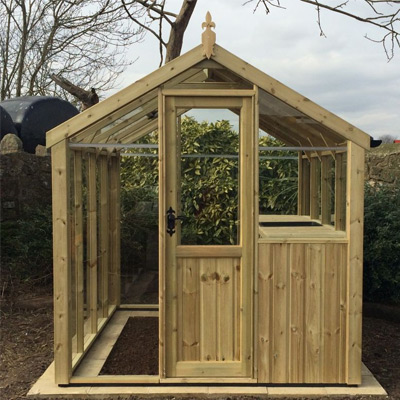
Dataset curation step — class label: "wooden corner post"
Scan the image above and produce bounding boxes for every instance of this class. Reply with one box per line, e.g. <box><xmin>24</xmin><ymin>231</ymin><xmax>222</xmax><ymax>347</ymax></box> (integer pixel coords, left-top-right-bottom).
<box><xmin>345</xmin><ymin>141</ymin><xmax>364</xmax><ymax>385</ymax></box>
<box><xmin>51</xmin><ymin>139</ymin><xmax>72</xmax><ymax>384</ymax></box>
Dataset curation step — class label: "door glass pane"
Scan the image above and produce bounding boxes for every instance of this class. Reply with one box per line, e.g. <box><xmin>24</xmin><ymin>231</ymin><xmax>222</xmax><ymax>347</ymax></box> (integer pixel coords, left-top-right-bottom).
<box><xmin>178</xmin><ymin>112</ymin><xmax>240</xmax><ymax>245</ymax></box>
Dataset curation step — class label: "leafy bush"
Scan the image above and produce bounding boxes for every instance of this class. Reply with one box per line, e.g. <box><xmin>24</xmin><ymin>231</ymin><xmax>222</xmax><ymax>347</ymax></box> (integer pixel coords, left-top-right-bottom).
<box><xmin>259</xmin><ymin>135</ymin><xmax>298</xmax><ymax>214</ymax></box>
<box><xmin>363</xmin><ymin>183</ymin><xmax>400</xmax><ymax>304</ymax></box>
<box><xmin>1</xmin><ymin>205</ymin><xmax>53</xmax><ymax>284</ymax></box>
<box><xmin>120</xmin><ymin>116</ymin><xmax>298</xmax><ymax>246</ymax></box>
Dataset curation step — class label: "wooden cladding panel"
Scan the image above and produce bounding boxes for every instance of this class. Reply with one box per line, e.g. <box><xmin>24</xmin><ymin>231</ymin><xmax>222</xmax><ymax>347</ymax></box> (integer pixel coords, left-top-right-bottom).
<box><xmin>177</xmin><ymin>257</ymin><xmax>241</xmax><ymax>363</ymax></box>
<box><xmin>258</xmin><ymin>242</ymin><xmax>347</xmax><ymax>384</ymax></box>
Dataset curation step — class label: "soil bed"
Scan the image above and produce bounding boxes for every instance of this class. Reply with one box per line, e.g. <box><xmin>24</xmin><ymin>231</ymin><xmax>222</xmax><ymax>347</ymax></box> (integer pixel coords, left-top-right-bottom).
<box><xmin>100</xmin><ymin>317</ymin><xmax>158</xmax><ymax>375</ymax></box>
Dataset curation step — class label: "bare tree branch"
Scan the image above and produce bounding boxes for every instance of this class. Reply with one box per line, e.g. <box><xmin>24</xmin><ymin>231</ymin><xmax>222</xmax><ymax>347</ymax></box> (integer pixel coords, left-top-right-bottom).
<box><xmin>0</xmin><ymin>0</ymin><xmax>144</xmax><ymax>101</ymax></box>
<box><xmin>246</xmin><ymin>0</ymin><xmax>400</xmax><ymax>59</ymax></box>
<box><xmin>121</xmin><ymin>0</ymin><xmax>197</xmax><ymax>63</ymax></box>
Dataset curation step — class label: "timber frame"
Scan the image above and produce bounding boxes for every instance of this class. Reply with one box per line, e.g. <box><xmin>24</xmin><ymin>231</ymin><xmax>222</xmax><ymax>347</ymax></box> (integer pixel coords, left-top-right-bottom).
<box><xmin>47</xmin><ymin>23</ymin><xmax>369</xmax><ymax>388</ymax></box>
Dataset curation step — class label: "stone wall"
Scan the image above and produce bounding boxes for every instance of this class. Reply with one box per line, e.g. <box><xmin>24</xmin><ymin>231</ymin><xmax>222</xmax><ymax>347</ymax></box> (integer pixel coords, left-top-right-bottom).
<box><xmin>365</xmin><ymin>144</ymin><xmax>400</xmax><ymax>187</ymax></box>
<box><xmin>0</xmin><ymin>151</ymin><xmax>51</xmax><ymax>221</ymax></box>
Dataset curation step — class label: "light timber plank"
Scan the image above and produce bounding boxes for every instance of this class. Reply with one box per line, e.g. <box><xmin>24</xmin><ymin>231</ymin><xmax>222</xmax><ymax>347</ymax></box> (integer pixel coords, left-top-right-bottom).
<box><xmin>253</xmin><ymin>86</ymin><xmax>260</xmax><ymax>379</ymax></box>
<box><xmin>335</xmin><ymin>152</ymin><xmax>346</xmax><ymax>231</ymax></box>
<box><xmin>73</xmin><ymin>151</ymin><xmax>84</xmax><ymax>353</ymax></box>
<box><xmin>346</xmin><ymin>141</ymin><xmax>364</xmax><ymax>384</ymax></box>
<box><xmin>310</xmin><ymin>158</ymin><xmax>320</xmax><ymax>220</ymax></box>
<box><xmin>258</xmin><ymin>225</ymin><xmax>347</xmax><ymax>240</ymax></box>
<box><xmin>321</xmin><ymin>156</ymin><xmax>333</xmax><ymax>225</ymax></box>
<box><xmin>99</xmin><ymin>156</ymin><xmax>109</xmax><ymax>318</ymax></box>
<box><xmin>176</xmin><ymin>82</ymin><xmax>248</xmax><ymax>89</ymax></box>
<box><xmin>87</xmin><ymin>153</ymin><xmax>98</xmax><ymax>334</ymax></box>
<box><xmin>240</xmin><ymin>96</ymin><xmax>255</xmax><ymax>377</ymax></box>
<box><xmin>70</xmin><ymin>175</ymin><xmax>77</xmax><ymax>354</ymax></box>
<box><xmin>212</xmin><ymin>45</ymin><xmax>370</xmax><ymax>150</ymax></box>
<box><xmin>257</xmin><ymin>244</ymin><xmax>273</xmax><ymax>383</ymax></box>
<box><xmin>339</xmin><ymin>244</ymin><xmax>348</xmax><ymax>383</ymax></box>
<box><xmin>218</xmin><ymin>258</ymin><xmax>235</xmax><ymax>362</ymax></box>
<box><xmin>233</xmin><ymin>259</ymin><xmax>241</xmax><ymax>362</ymax></box>
<box><xmin>158</xmin><ymin>88</ymin><xmax>166</xmax><ymax>378</ymax></box>
<box><xmin>323</xmin><ymin>244</ymin><xmax>341</xmax><ymax>383</ymax></box>
<box><xmin>70</xmin><ymin>376</ymin><xmax>159</xmax><ymax>384</ymax></box>
<box><xmin>200</xmin><ymin>258</ymin><xmax>217</xmax><ymax>361</ymax></box>
<box><xmin>174</xmin><ymin>96</ymin><xmax>243</xmax><ymax>109</ymax></box>
<box><xmin>259</xmin><ymin>238</ymin><xmax>347</xmax><ymax>244</ymax></box>
<box><xmin>162</xmin><ymin>89</ymin><xmax>255</xmax><ymax>97</ymax></box>
<box><xmin>160</xmin><ymin>377</ymin><xmax>257</xmax><ymax>384</ymax></box>
<box><xmin>305</xmin><ymin>244</ymin><xmax>323</xmax><ymax>383</ymax></box>
<box><xmin>175</xmin><ymin>361</ymin><xmax>243</xmax><ymax>377</ymax></box>
<box><xmin>181</xmin><ymin>258</ymin><xmax>200</xmax><ymax>361</ymax></box>
<box><xmin>177</xmin><ymin>255</ymin><xmax>183</xmax><ymax>363</ymax></box>
<box><xmin>271</xmin><ymin>244</ymin><xmax>289</xmax><ymax>383</ymax></box>
<box><xmin>176</xmin><ymin>245</ymin><xmax>242</xmax><ymax>258</ymax></box>
<box><xmin>52</xmin><ymin>140</ymin><xmax>72</xmax><ymax>384</ymax></box>
<box><xmin>289</xmin><ymin>244</ymin><xmax>306</xmax><ymax>383</ymax></box>
<box><xmin>259</xmin><ymin>215</ymin><xmax>313</xmax><ymax>222</ymax></box>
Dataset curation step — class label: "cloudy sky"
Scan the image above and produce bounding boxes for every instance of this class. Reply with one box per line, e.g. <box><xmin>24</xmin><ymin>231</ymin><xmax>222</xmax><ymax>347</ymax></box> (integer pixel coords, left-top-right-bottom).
<box><xmin>109</xmin><ymin>0</ymin><xmax>400</xmax><ymax>140</ymax></box>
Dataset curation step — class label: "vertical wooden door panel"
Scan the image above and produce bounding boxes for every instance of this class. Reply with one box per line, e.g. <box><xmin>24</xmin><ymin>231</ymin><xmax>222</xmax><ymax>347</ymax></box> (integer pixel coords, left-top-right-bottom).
<box><xmin>180</xmin><ymin>258</ymin><xmax>200</xmax><ymax>361</ymax></box>
<box><xmin>177</xmin><ymin>257</ymin><xmax>241</xmax><ymax>363</ymax></box>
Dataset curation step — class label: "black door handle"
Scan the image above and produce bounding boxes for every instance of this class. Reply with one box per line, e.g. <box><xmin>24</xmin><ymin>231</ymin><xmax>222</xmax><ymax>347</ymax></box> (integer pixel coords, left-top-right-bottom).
<box><xmin>166</xmin><ymin>206</ymin><xmax>185</xmax><ymax>236</ymax></box>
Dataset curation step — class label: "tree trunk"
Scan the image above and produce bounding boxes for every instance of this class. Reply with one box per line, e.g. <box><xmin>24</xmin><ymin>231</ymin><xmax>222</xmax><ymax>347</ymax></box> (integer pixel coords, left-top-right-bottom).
<box><xmin>165</xmin><ymin>0</ymin><xmax>197</xmax><ymax>63</ymax></box>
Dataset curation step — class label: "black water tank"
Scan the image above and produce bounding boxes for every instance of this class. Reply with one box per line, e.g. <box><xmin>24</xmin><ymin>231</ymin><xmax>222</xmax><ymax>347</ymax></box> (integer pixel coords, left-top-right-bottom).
<box><xmin>0</xmin><ymin>105</ymin><xmax>18</xmax><ymax>138</ymax></box>
<box><xmin>0</xmin><ymin>96</ymin><xmax>79</xmax><ymax>153</ymax></box>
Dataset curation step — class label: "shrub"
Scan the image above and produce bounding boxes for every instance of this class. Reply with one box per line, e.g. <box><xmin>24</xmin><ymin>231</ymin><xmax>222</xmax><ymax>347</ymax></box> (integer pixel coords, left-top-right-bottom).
<box><xmin>363</xmin><ymin>183</ymin><xmax>400</xmax><ymax>304</ymax></box>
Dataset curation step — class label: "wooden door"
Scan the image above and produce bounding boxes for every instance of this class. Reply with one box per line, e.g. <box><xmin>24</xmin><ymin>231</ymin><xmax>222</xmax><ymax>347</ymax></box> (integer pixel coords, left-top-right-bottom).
<box><xmin>159</xmin><ymin>90</ymin><xmax>256</xmax><ymax>379</ymax></box>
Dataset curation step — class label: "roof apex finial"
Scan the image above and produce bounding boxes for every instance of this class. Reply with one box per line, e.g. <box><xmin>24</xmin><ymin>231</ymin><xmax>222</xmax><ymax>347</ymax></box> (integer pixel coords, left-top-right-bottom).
<box><xmin>201</xmin><ymin>11</ymin><xmax>216</xmax><ymax>59</ymax></box>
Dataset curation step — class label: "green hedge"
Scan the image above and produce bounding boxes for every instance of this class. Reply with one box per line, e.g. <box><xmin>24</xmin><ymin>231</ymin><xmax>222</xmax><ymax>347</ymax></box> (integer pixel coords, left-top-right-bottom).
<box><xmin>363</xmin><ymin>183</ymin><xmax>400</xmax><ymax>304</ymax></box>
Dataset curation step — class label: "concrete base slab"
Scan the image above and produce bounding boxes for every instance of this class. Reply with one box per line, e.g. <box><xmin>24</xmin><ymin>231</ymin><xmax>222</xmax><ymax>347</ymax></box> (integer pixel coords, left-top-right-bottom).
<box><xmin>28</xmin><ymin>363</ymin><xmax>387</xmax><ymax>398</ymax></box>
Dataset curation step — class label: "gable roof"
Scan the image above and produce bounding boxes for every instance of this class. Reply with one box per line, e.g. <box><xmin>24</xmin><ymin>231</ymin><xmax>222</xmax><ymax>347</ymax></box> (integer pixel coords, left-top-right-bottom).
<box><xmin>47</xmin><ymin>43</ymin><xmax>370</xmax><ymax>150</ymax></box>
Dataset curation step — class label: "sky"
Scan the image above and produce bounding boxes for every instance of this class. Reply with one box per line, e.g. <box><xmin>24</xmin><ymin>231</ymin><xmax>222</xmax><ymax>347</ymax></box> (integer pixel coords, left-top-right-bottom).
<box><xmin>107</xmin><ymin>0</ymin><xmax>400</xmax><ymax>140</ymax></box>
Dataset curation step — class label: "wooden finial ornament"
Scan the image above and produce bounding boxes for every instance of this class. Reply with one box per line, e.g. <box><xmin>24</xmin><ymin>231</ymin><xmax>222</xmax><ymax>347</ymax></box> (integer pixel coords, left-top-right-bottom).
<box><xmin>201</xmin><ymin>12</ymin><xmax>216</xmax><ymax>59</ymax></box>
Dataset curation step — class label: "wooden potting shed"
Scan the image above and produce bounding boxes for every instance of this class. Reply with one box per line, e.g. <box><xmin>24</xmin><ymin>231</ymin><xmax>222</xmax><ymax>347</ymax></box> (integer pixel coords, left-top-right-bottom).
<box><xmin>47</xmin><ymin>15</ymin><xmax>369</xmax><ymax>388</ymax></box>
